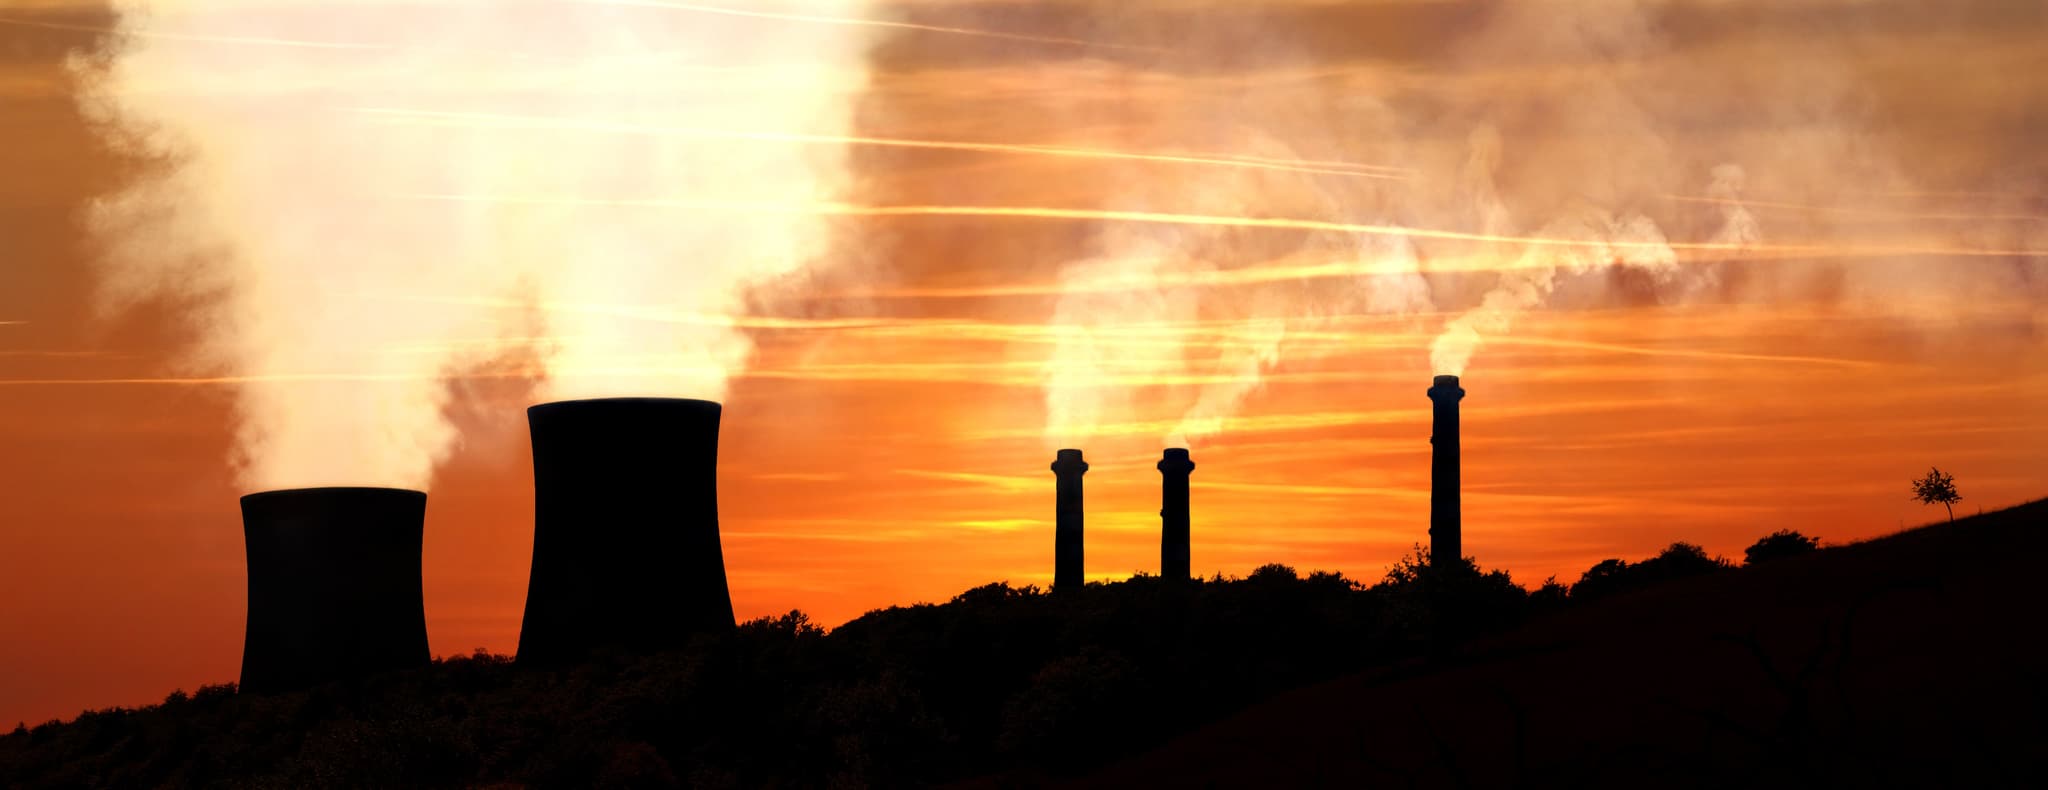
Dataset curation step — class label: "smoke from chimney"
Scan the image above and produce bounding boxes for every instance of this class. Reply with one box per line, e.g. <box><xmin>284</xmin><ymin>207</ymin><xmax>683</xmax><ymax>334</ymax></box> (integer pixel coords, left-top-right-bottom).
<box><xmin>517</xmin><ymin>398</ymin><xmax>736</xmax><ymax>665</ymax></box>
<box><xmin>238</xmin><ymin>487</ymin><xmax>430</xmax><ymax>694</ymax></box>
<box><xmin>1428</xmin><ymin>375</ymin><xmax>1465</xmax><ymax>566</ymax></box>
<box><xmin>1051</xmin><ymin>448</ymin><xmax>1089</xmax><ymax>591</ymax></box>
<box><xmin>1158</xmin><ymin>448</ymin><xmax>1195</xmax><ymax>582</ymax></box>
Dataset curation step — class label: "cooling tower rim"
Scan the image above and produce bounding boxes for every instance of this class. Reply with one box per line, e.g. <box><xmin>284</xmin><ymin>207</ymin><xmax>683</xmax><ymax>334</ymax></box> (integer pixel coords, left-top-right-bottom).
<box><xmin>528</xmin><ymin>397</ymin><xmax>722</xmax><ymax>418</ymax></box>
<box><xmin>240</xmin><ymin>486</ymin><xmax>426</xmax><ymax>507</ymax></box>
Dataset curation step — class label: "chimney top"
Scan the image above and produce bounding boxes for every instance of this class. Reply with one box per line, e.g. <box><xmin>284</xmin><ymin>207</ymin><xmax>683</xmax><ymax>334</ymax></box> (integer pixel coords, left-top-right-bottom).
<box><xmin>1056</xmin><ymin>448</ymin><xmax>1084</xmax><ymax>462</ymax></box>
<box><xmin>529</xmin><ymin>397</ymin><xmax>722</xmax><ymax>420</ymax></box>
<box><xmin>1432</xmin><ymin>374</ymin><xmax>1460</xmax><ymax>389</ymax></box>
<box><xmin>1162</xmin><ymin>448</ymin><xmax>1190</xmax><ymax>461</ymax></box>
<box><xmin>240</xmin><ymin>486</ymin><xmax>425</xmax><ymax>507</ymax></box>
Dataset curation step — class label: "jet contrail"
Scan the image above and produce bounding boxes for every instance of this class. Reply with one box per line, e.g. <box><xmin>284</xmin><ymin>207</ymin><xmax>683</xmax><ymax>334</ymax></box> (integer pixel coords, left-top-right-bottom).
<box><xmin>390</xmin><ymin>193</ymin><xmax>2048</xmax><ymax>260</ymax></box>
<box><xmin>0</xmin><ymin>15</ymin><xmax>390</xmax><ymax>50</ymax></box>
<box><xmin>348</xmin><ymin>107</ymin><xmax>1411</xmax><ymax>180</ymax></box>
<box><xmin>576</xmin><ymin>0</ymin><xmax>1162</xmax><ymax>52</ymax></box>
<box><xmin>1665</xmin><ymin>194</ymin><xmax>2047</xmax><ymax>223</ymax></box>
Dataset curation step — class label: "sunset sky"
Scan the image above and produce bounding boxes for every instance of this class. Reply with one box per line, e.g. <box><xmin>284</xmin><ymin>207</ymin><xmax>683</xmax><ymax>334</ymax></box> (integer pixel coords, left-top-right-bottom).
<box><xmin>3</xmin><ymin>0</ymin><xmax>2045</xmax><ymax>726</ymax></box>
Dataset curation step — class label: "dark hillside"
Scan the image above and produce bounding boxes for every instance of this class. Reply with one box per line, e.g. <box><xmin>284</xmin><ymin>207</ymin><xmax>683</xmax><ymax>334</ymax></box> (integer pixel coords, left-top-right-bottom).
<box><xmin>1080</xmin><ymin>500</ymin><xmax>2048</xmax><ymax>788</ymax></box>
<box><xmin>6</xmin><ymin>503</ymin><xmax>2042</xmax><ymax>787</ymax></box>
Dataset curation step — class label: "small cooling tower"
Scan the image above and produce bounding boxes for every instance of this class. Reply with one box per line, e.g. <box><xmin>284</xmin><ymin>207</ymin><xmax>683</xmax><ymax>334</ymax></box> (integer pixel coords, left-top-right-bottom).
<box><xmin>516</xmin><ymin>397</ymin><xmax>736</xmax><ymax>665</ymax></box>
<box><xmin>239</xmin><ymin>487</ymin><xmax>430</xmax><ymax>694</ymax></box>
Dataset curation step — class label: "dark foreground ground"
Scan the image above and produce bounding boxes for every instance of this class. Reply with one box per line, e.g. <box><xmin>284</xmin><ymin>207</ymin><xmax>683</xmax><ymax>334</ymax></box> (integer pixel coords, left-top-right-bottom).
<box><xmin>1080</xmin><ymin>499</ymin><xmax>2048</xmax><ymax>788</ymax></box>
<box><xmin>3</xmin><ymin>501</ymin><xmax>2042</xmax><ymax>788</ymax></box>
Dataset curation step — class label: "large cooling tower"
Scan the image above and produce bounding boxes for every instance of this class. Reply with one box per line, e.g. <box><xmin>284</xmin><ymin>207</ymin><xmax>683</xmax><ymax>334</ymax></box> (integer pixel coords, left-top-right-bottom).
<box><xmin>1428</xmin><ymin>374</ymin><xmax>1464</xmax><ymax>566</ymax></box>
<box><xmin>1051</xmin><ymin>448</ymin><xmax>1088</xmax><ymax>591</ymax></box>
<box><xmin>517</xmin><ymin>397</ymin><xmax>736</xmax><ymax>665</ymax></box>
<box><xmin>239</xmin><ymin>487</ymin><xmax>430</xmax><ymax>694</ymax></box>
<box><xmin>1158</xmin><ymin>448</ymin><xmax>1195</xmax><ymax>582</ymax></box>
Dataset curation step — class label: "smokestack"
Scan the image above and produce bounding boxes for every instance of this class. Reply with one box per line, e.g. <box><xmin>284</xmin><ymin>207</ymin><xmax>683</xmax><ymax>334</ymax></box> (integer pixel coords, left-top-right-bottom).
<box><xmin>1428</xmin><ymin>374</ymin><xmax>1465</xmax><ymax>566</ymax></box>
<box><xmin>1051</xmin><ymin>448</ymin><xmax>1088</xmax><ymax>591</ymax></box>
<box><xmin>1158</xmin><ymin>448</ymin><xmax>1195</xmax><ymax>582</ymax></box>
<box><xmin>239</xmin><ymin>487</ymin><xmax>429</xmax><ymax>694</ymax></box>
<box><xmin>517</xmin><ymin>397</ymin><xmax>735</xmax><ymax>665</ymax></box>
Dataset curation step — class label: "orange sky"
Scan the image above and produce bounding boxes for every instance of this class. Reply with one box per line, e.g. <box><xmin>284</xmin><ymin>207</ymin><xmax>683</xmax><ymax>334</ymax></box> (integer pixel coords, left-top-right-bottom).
<box><xmin>3</xmin><ymin>0</ymin><xmax>2046</xmax><ymax>726</ymax></box>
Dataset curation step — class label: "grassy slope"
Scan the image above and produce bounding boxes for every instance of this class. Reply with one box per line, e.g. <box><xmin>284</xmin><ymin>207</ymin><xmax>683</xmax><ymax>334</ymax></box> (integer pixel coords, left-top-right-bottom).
<box><xmin>1080</xmin><ymin>500</ymin><xmax>2048</xmax><ymax>788</ymax></box>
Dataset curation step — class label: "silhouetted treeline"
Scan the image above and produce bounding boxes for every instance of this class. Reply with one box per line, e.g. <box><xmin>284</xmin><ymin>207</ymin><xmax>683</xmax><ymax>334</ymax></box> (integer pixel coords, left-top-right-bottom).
<box><xmin>1</xmin><ymin>531</ymin><xmax>1822</xmax><ymax>788</ymax></box>
<box><xmin>1082</xmin><ymin>502</ymin><xmax>2048</xmax><ymax>788</ymax></box>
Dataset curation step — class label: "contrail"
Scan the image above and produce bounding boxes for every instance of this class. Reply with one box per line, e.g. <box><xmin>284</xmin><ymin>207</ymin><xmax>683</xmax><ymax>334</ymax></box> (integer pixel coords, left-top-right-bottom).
<box><xmin>348</xmin><ymin>107</ymin><xmax>1411</xmax><ymax>180</ymax></box>
<box><xmin>576</xmin><ymin>0</ymin><xmax>1162</xmax><ymax>52</ymax></box>
<box><xmin>359</xmin><ymin>293</ymin><xmax>1341</xmax><ymax>353</ymax></box>
<box><xmin>1665</xmin><ymin>194</ymin><xmax>2047</xmax><ymax>223</ymax></box>
<box><xmin>1480</xmin><ymin>336</ymin><xmax>1881</xmax><ymax>369</ymax></box>
<box><xmin>0</xmin><ymin>372</ymin><xmax>514</xmax><ymax>386</ymax></box>
<box><xmin>391</xmin><ymin>194</ymin><xmax>2048</xmax><ymax>260</ymax></box>
<box><xmin>0</xmin><ymin>320</ymin><xmax>26</xmax><ymax>326</ymax></box>
<box><xmin>967</xmin><ymin>397</ymin><xmax>1682</xmax><ymax>441</ymax></box>
<box><xmin>0</xmin><ymin>15</ymin><xmax>390</xmax><ymax>50</ymax></box>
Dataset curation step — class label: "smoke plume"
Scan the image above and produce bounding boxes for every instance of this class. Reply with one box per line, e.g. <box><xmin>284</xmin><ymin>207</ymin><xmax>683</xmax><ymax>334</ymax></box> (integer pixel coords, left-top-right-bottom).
<box><xmin>76</xmin><ymin>0</ymin><xmax>874</xmax><ymax>490</ymax></box>
<box><xmin>947</xmin><ymin>0</ymin><xmax>2046</xmax><ymax>437</ymax></box>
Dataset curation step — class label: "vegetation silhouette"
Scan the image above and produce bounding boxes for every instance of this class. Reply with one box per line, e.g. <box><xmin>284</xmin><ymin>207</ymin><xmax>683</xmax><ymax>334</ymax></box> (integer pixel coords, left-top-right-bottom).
<box><xmin>1744</xmin><ymin>529</ymin><xmax>1821</xmax><ymax>565</ymax></box>
<box><xmin>1083</xmin><ymin>498</ymin><xmax>2048</xmax><ymax>789</ymax></box>
<box><xmin>1567</xmin><ymin>541</ymin><xmax>1734</xmax><ymax>601</ymax></box>
<box><xmin>1911</xmin><ymin>465</ymin><xmax>1961</xmax><ymax>522</ymax></box>
<box><xmin>7</xmin><ymin>505</ymin><xmax>2045</xmax><ymax>787</ymax></box>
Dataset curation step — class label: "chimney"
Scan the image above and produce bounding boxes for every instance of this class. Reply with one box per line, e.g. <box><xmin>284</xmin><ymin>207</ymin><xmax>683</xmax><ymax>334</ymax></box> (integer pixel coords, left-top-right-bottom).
<box><xmin>517</xmin><ymin>397</ymin><xmax>735</xmax><ymax>665</ymax></box>
<box><xmin>1158</xmin><ymin>448</ymin><xmax>1195</xmax><ymax>582</ymax></box>
<box><xmin>239</xmin><ymin>487</ymin><xmax>430</xmax><ymax>694</ymax></box>
<box><xmin>1051</xmin><ymin>448</ymin><xmax>1088</xmax><ymax>590</ymax></box>
<box><xmin>1428</xmin><ymin>374</ymin><xmax>1465</xmax><ymax>566</ymax></box>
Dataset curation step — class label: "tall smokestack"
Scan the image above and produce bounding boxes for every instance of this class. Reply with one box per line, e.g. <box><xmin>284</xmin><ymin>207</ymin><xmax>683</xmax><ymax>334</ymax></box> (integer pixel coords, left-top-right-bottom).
<box><xmin>239</xmin><ymin>487</ymin><xmax>430</xmax><ymax>694</ymax></box>
<box><xmin>1051</xmin><ymin>448</ymin><xmax>1088</xmax><ymax>591</ymax></box>
<box><xmin>1158</xmin><ymin>448</ymin><xmax>1195</xmax><ymax>582</ymax></box>
<box><xmin>1428</xmin><ymin>374</ymin><xmax>1465</xmax><ymax>566</ymax></box>
<box><xmin>517</xmin><ymin>397</ymin><xmax>735</xmax><ymax>665</ymax></box>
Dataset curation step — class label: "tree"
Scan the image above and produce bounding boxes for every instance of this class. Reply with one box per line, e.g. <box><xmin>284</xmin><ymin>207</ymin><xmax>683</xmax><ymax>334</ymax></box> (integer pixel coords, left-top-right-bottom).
<box><xmin>1744</xmin><ymin>530</ymin><xmax>1820</xmax><ymax>565</ymax></box>
<box><xmin>1911</xmin><ymin>466</ymin><xmax>1961</xmax><ymax>522</ymax></box>
<box><xmin>1570</xmin><ymin>558</ymin><xmax>1633</xmax><ymax>600</ymax></box>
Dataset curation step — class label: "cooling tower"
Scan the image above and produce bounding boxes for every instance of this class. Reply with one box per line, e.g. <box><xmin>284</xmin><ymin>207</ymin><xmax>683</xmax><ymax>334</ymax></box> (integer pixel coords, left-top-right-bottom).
<box><xmin>1051</xmin><ymin>448</ymin><xmax>1089</xmax><ymax>591</ymax></box>
<box><xmin>239</xmin><ymin>487</ymin><xmax>430</xmax><ymax>694</ymax></box>
<box><xmin>517</xmin><ymin>397</ymin><xmax>735</xmax><ymax>665</ymax></box>
<box><xmin>1428</xmin><ymin>374</ymin><xmax>1465</xmax><ymax>566</ymax></box>
<box><xmin>1158</xmin><ymin>448</ymin><xmax>1195</xmax><ymax>582</ymax></box>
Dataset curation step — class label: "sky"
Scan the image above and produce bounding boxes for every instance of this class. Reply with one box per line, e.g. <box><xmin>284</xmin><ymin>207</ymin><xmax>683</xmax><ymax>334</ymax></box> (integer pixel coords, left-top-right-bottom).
<box><xmin>2</xmin><ymin>0</ymin><xmax>2045</xmax><ymax>726</ymax></box>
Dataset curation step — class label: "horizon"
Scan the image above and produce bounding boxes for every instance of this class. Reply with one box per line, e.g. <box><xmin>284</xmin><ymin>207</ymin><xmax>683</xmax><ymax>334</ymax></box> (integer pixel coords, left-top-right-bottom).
<box><xmin>3</xmin><ymin>0</ymin><xmax>2046</xmax><ymax>727</ymax></box>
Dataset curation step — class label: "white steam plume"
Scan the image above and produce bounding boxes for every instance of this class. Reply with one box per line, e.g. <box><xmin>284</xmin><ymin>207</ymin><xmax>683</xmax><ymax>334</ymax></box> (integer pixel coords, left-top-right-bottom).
<box><xmin>76</xmin><ymin>0</ymin><xmax>873</xmax><ymax>490</ymax></box>
<box><xmin>1431</xmin><ymin>203</ymin><xmax>1682</xmax><ymax>376</ymax></box>
<box><xmin>1041</xmin><ymin>231</ymin><xmax>1200</xmax><ymax>447</ymax></box>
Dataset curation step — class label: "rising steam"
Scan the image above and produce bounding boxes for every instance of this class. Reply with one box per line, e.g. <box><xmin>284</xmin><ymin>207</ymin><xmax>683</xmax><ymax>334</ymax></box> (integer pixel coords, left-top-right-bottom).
<box><xmin>1003</xmin><ymin>0</ymin><xmax>2006</xmax><ymax>441</ymax></box>
<box><xmin>76</xmin><ymin>0</ymin><xmax>873</xmax><ymax>490</ymax></box>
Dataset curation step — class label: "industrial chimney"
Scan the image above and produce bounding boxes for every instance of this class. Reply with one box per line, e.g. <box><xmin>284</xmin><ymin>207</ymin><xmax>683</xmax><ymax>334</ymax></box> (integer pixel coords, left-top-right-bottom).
<box><xmin>1158</xmin><ymin>448</ymin><xmax>1195</xmax><ymax>582</ymax></box>
<box><xmin>239</xmin><ymin>487</ymin><xmax>430</xmax><ymax>694</ymax></box>
<box><xmin>1051</xmin><ymin>448</ymin><xmax>1088</xmax><ymax>590</ymax></box>
<box><xmin>517</xmin><ymin>397</ymin><xmax>736</xmax><ymax>665</ymax></box>
<box><xmin>1428</xmin><ymin>374</ymin><xmax>1464</xmax><ymax>566</ymax></box>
